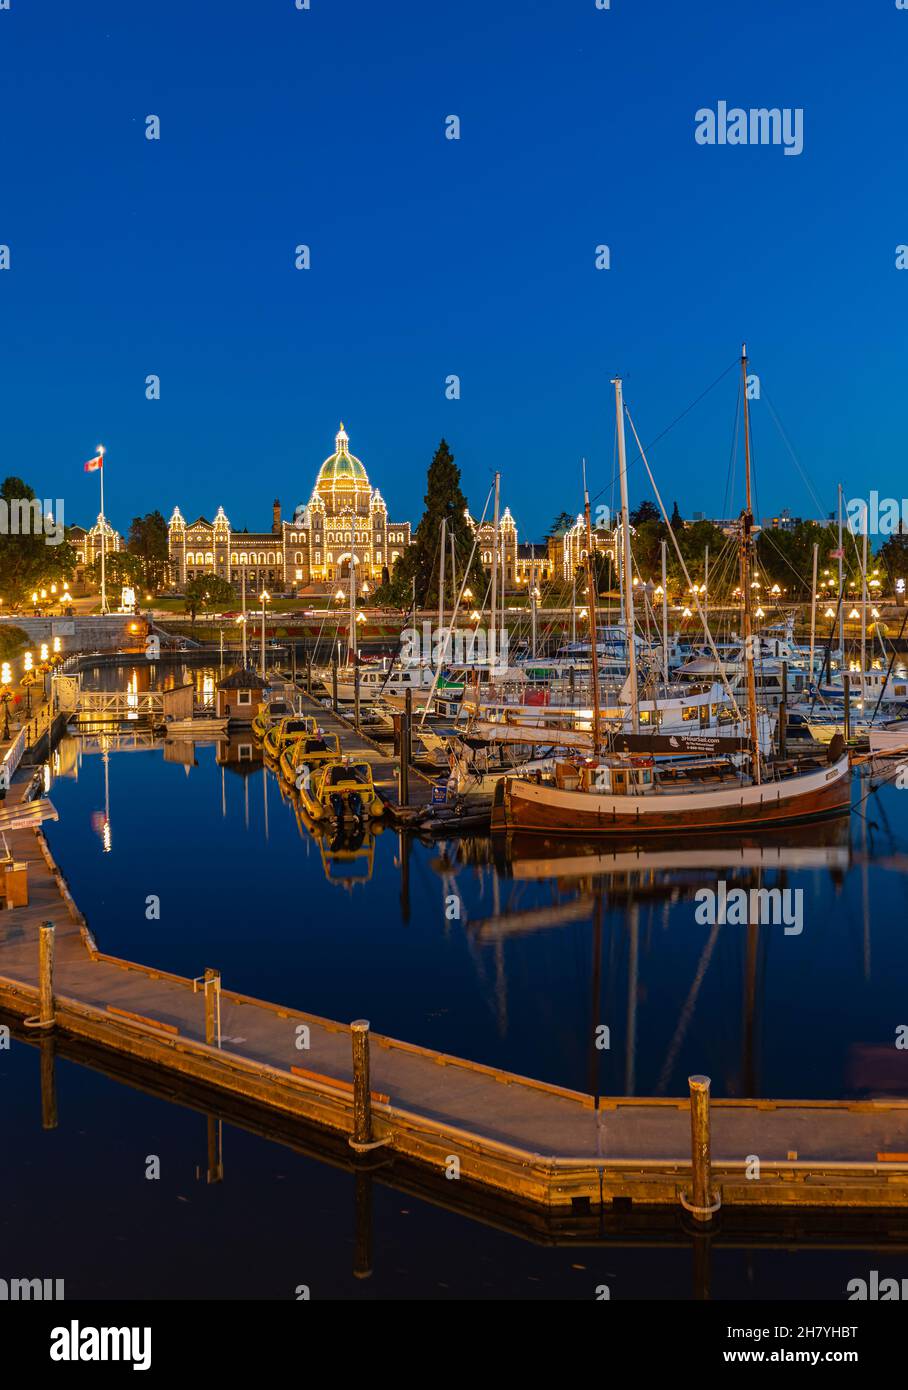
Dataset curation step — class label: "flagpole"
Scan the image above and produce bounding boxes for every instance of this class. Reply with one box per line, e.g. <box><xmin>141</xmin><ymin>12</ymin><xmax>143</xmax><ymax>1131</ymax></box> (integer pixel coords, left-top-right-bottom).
<box><xmin>99</xmin><ymin>446</ymin><xmax>108</xmax><ymax>615</ymax></box>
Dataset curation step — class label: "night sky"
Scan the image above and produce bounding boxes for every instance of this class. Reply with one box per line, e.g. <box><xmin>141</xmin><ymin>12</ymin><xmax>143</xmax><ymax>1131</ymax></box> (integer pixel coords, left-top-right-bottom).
<box><xmin>0</xmin><ymin>0</ymin><xmax>904</xmax><ymax>539</ymax></box>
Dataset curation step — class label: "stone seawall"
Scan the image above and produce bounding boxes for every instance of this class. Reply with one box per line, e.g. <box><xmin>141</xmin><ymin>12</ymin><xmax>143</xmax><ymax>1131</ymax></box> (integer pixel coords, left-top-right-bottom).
<box><xmin>0</xmin><ymin>615</ymin><xmax>148</xmax><ymax>652</ymax></box>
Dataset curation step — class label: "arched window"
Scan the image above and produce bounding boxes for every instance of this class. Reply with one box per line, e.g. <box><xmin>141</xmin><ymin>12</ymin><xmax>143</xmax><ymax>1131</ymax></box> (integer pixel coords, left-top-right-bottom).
<box><xmin>295</xmin><ymin>551</ymin><xmax>302</xmax><ymax>563</ymax></box>
<box><xmin>205</xmin><ymin>552</ymin><xmax>214</xmax><ymax>565</ymax></box>
<box><xmin>230</xmin><ymin>552</ymin><xmax>238</xmax><ymax>564</ymax></box>
<box><xmin>240</xmin><ymin>553</ymin><xmax>248</xmax><ymax>564</ymax></box>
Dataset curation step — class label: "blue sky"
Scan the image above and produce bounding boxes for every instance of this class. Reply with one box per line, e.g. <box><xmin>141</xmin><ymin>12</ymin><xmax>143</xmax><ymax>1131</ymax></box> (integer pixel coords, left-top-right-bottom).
<box><xmin>0</xmin><ymin>0</ymin><xmax>904</xmax><ymax>541</ymax></box>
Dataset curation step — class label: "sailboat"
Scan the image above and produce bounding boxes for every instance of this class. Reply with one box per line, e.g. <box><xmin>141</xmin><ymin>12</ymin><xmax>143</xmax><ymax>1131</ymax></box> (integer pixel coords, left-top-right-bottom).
<box><xmin>493</xmin><ymin>353</ymin><xmax>852</xmax><ymax>838</ymax></box>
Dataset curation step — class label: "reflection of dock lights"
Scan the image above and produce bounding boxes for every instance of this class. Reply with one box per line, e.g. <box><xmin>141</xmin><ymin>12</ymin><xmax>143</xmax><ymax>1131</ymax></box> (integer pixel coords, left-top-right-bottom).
<box><xmin>102</xmin><ymin>819</ymin><xmax>111</xmax><ymax>853</ymax></box>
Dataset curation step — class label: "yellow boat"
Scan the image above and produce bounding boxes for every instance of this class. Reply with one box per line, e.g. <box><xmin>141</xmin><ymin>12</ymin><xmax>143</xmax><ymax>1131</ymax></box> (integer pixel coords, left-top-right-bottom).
<box><xmin>251</xmin><ymin>697</ymin><xmax>294</xmax><ymax>740</ymax></box>
<box><xmin>262</xmin><ymin>714</ymin><xmax>319</xmax><ymax>761</ymax></box>
<box><xmin>297</xmin><ymin>758</ymin><xmax>384</xmax><ymax>823</ymax></box>
<box><xmin>278</xmin><ymin>731</ymin><xmax>342</xmax><ymax>789</ymax></box>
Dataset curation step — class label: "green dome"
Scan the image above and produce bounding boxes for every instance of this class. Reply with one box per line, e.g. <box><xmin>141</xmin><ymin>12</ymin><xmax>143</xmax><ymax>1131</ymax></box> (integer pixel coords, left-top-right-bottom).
<box><xmin>315</xmin><ymin>423</ymin><xmax>370</xmax><ymax>504</ymax></box>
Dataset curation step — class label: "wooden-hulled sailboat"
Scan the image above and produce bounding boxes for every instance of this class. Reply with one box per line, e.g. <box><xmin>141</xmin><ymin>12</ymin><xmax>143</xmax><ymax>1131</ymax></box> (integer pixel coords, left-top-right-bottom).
<box><xmin>492</xmin><ymin>356</ymin><xmax>852</xmax><ymax>838</ymax></box>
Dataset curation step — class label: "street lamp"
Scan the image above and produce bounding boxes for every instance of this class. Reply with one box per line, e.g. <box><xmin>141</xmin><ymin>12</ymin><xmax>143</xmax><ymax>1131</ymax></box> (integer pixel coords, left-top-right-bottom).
<box><xmin>260</xmin><ymin>591</ymin><xmax>270</xmax><ymax>678</ymax></box>
<box><xmin>0</xmin><ymin>662</ymin><xmax>12</xmax><ymax>741</ymax></box>
<box><xmin>21</xmin><ymin>652</ymin><xmax>36</xmax><ymax>716</ymax></box>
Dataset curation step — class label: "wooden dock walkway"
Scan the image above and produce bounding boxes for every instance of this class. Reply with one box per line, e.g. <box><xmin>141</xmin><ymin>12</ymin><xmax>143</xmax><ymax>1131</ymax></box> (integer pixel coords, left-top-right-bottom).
<box><xmin>1</xmin><ymin>765</ymin><xmax>907</xmax><ymax>1214</ymax></box>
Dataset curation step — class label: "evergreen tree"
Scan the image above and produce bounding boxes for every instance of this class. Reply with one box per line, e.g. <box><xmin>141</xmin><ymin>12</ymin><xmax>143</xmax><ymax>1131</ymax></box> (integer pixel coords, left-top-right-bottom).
<box><xmin>127</xmin><ymin>510</ymin><xmax>169</xmax><ymax>590</ymax></box>
<box><xmin>0</xmin><ymin>477</ymin><xmax>76</xmax><ymax>609</ymax></box>
<box><xmin>630</xmin><ymin>499</ymin><xmax>660</xmax><ymax>526</ymax></box>
<box><xmin>547</xmin><ymin>510</ymin><xmax>576</xmax><ymax>538</ymax></box>
<box><xmin>375</xmin><ymin>440</ymin><xmax>485</xmax><ymax>608</ymax></box>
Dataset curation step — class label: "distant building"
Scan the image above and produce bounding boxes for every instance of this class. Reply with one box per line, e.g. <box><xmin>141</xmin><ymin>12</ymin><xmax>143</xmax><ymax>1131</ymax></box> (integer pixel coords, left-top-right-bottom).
<box><xmin>68</xmin><ymin>514</ymin><xmax>123</xmax><ymax>592</ymax></box>
<box><xmin>167</xmin><ymin>424</ymin><xmax>412</xmax><ymax>593</ymax></box>
<box><xmin>765</xmin><ymin>508</ymin><xmax>801</xmax><ymax>532</ymax></box>
<box><xmin>557</xmin><ymin>515</ymin><xmax>619</xmax><ymax>580</ymax></box>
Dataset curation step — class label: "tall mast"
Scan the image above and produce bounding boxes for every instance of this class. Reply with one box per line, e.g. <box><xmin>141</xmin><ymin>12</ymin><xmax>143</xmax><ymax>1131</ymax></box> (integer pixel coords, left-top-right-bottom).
<box><xmin>583</xmin><ymin>460</ymin><xmax>602</xmax><ymax>755</ymax></box>
<box><xmin>438</xmin><ymin>514</ymin><xmax>446</xmax><ymax>664</ymax></box>
<box><xmin>837</xmin><ymin>482</ymin><xmax>844</xmax><ymax>658</ymax></box>
<box><xmin>661</xmin><ymin>539</ymin><xmax>669</xmax><ymax>681</ymax></box>
<box><xmin>740</xmin><ymin>344</ymin><xmax>761</xmax><ymax>784</ymax></box>
<box><xmin>613</xmin><ymin>377</ymin><xmax>638</xmax><ymax>731</ymax></box>
<box><xmin>489</xmin><ymin>473</ymin><xmax>500</xmax><ymax>670</ymax></box>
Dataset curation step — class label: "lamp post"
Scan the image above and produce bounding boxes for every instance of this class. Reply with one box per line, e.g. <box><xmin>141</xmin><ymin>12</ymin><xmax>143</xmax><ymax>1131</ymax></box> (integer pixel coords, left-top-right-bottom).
<box><xmin>0</xmin><ymin>662</ymin><xmax>12</xmax><ymax>742</ymax></box>
<box><xmin>23</xmin><ymin>651</ymin><xmax>34</xmax><ymax>715</ymax></box>
<box><xmin>39</xmin><ymin>643</ymin><xmax>51</xmax><ymax>700</ymax></box>
<box><xmin>260</xmin><ymin>591</ymin><xmax>270</xmax><ymax>679</ymax></box>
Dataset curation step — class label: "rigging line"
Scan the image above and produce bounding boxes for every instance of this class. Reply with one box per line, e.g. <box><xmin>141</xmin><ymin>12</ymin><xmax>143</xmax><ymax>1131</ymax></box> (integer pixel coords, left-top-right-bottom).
<box><xmin>762</xmin><ymin>389</ymin><xmax>836</xmax><ymax>521</ymax></box>
<box><xmin>756</xmin><ymin>522</ymin><xmax>836</xmax><ymax>591</ymax></box>
<box><xmin>591</xmin><ymin>355</ymin><xmax>740</xmax><ymax>508</ymax></box>
<box><xmin>624</xmin><ymin>402</ymin><xmax>743</xmax><ymax>718</ymax></box>
<box><xmin>722</xmin><ymin>376</ymin><xmax>742</xmax><ymax>522</ymax></box>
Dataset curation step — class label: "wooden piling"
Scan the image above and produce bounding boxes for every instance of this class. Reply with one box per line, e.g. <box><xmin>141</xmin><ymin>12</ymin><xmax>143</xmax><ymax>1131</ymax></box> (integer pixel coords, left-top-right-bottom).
<box><xmin>332</xmin><ymin>657</ymin><xmax>338</xmax><ymax>714</ymax></box>
<box><xmin>33</xmin><ymin>921</ymin><xmax>55</xmax><ymax>1031</ymax></box>
<box><xmin>204</xmin><ymin>968</ymin><xmax>220</xmax><ymax>1047</ymax></box>
<box><xmin>350</xmin><ymin>1019</ymin><xmax>373</xmax><ymax>1148</ymax></box>
<box><xmin>684</xmin><ymin>1074</ymin><xmax>719</xmax><ymax>1221</ymax></box>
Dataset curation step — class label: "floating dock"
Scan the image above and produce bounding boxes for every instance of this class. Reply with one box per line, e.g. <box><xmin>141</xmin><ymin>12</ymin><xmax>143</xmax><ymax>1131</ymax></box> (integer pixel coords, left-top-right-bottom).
<box><xmin>1</xmin><ymin>769</ymin><xmax>907</xmax><ymax>1216</ymax></box>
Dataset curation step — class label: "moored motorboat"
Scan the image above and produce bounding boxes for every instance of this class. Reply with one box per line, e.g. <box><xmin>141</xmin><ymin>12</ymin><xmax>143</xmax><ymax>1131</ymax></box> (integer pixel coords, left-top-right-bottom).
<box><xmin>251</xmin><ymin>697</ymin><xmax>294</xmax><ymax>740</ymax></box>
<box><xmin>262</xmin><ymin>714</ymin><xmax>318</xmax><ymax>761</ymax></box>
<box><xmin>297</xmin><ymin>758</ymin><xmax>384</xmax><ymax>824</ymax></box>
<box><xmin>278</xmin><ymin>731</ymin><xmax>342</xmax><ymax>788</ymax></box>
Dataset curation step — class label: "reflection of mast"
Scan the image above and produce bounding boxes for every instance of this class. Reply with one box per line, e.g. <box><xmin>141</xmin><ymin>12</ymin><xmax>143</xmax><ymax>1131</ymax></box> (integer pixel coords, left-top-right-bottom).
<box><xmin>742</xmin><ymin>872</ymin><xmax>760</xmax><ymax>1096</ymax></box>
<box><xmin>588</xmin><ymin>888</ymin><xmax>604</xmax><ymax>1106</ymax></box>
<box><xmin>221</xmin><ymin>763</ymin><xmax>226</xmax><ymax>818</ymax></box>
<box><xmin>862</xmin><ymin>777</ymin><xmax>871</xmax><ymax>980</ymax></box>
<box><xmin>492</xmin><ymin>872</ymin><xmax>507</xmax><ymax>1037</ymax></box>
<box><xmin>624</xmin><ymin>902</ymin><xmax>638</xmax><ymax>1095</ymax></box>
<box><xmin>262</xmin><ymin>765</ymin><xmax>269</xmax><ymax>842</ymax></box>
<box><xmin>102</xmin><ymin>736</ymin><xmax>111</xmax><ymax>852</ymax></box>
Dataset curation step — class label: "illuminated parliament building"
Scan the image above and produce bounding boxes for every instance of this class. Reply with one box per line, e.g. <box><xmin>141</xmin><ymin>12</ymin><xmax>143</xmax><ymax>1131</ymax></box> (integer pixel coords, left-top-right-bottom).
<box><xmin>167</xmin><ymin>424</ymin><xmax>412</xmax><ymax>593</ymax></box>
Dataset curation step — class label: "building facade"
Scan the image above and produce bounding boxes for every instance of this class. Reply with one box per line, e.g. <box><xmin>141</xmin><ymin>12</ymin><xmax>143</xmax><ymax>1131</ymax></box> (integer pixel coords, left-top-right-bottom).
<box><xmin>167</xmin><ymin>424</ymin><xmax>412</xmax><ymax>593</ymax></box>
<box><xmin>69</xmin><ymin>515</ymin><xmax>123</xmax><ymax>593</ymax></box>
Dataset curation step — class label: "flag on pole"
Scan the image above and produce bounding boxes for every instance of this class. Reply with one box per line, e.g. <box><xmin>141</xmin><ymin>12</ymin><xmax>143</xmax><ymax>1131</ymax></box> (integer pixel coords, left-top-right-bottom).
<box><xmin>84</xmin><ymin>453</ymin><xmax>103</xmax><ymax>472</ymax></box>
<box><xmin>829</xmin><ymin>548</ymin><xmax>844</xmax><ymax>559</ymax></box>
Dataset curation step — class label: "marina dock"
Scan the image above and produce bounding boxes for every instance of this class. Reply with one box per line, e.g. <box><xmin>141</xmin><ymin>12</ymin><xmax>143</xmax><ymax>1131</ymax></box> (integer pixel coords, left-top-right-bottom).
<box><xmin>293</xmin><ymin>691</ymin><xmax>436</xmax><ymax>820</ymax></box>
<box><xmin>1</xmin><ymin>769</ymin><xmax>907</xmax><ymax>1217</ymax></box>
